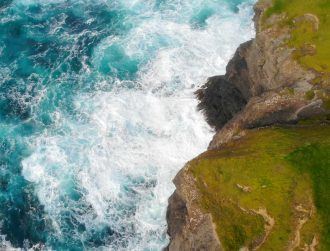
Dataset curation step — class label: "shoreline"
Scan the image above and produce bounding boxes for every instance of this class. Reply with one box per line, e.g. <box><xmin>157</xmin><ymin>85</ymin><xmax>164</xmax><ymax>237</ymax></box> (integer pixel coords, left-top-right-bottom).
<box><xmin>166</xmin><ymin>0</ymin><xmax>330</xmax><ymax>249</ymax></box>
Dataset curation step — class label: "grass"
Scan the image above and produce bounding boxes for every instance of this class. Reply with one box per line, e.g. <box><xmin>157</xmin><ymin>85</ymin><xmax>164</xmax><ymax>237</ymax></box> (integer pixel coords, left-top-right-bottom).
<box><xmin>264</xmin><ymin>0</ymin><xmax>330</xmax><ymax>74</ymax></box>
<box><xmin>189</xmin><ymin>124</ymin><xmax>330</xmax><ymax>250</ymax></box>
<box><xmin>305</xmin><ymin>90</ymin><xmax>315</xmax><ymax>100</ymax></box>
<box><xmin>287</xmin><ymin>143</ymin><xmax>330</xmax><ymax>249</ymax></box>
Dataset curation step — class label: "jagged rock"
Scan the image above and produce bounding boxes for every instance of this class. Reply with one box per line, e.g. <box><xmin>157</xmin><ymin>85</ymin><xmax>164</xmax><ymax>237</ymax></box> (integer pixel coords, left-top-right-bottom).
<box><xmin>196</xmin><ymin>76</ymin><xmax>247</xmax><ymax>130</ymax></box>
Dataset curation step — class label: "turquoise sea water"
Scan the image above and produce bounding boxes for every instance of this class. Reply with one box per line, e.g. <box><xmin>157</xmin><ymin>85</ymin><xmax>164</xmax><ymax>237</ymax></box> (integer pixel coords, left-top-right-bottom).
<box><xmin>0</xmin><ymin>0</ymin><xmax>255</xmax><ymax>250</ymax></box>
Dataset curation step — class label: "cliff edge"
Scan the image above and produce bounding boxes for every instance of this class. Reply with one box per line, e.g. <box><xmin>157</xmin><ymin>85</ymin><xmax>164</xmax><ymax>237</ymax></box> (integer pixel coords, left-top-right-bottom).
<box><xmin>167</xmin><ymin>0</ymin><xmax>330</xmax><ymax>250</ymax></box>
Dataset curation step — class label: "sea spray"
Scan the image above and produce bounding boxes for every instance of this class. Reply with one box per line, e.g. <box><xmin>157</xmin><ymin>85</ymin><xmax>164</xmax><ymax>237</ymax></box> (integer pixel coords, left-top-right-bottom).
<box><xmin>0</xmin><ymin>0</ymin><xmax>256</xmax><ymax>249</ymax></box>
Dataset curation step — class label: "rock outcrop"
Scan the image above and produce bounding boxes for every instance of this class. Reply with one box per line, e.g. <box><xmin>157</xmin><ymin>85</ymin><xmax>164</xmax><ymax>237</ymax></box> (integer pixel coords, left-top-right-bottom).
<box><xmin>166</xmin><ymin>166</ymin><xmax>222</xmax><ymax>251</ymax></box>
<box><xmin>196</xmin><ymin>0</ymin><xmax>328</xmax><ymax>149</ymax></box>
<box><xmin>166</xmin><ymin>0</ymin><xmax>330</xmax><ymax>250</ymax></box>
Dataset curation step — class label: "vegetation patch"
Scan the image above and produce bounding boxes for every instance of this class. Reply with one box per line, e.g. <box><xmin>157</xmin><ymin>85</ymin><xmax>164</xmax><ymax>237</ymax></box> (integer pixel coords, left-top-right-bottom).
<box><xmin>305</xmin><ymin>90</ymin><xmax>315</xmax><ymax>100</ymax></box>
<box><xmin>190</xmin><ymin>124</ymin><xmax>330</xmax><ymax>250</ymax></box>
<box><xmin>287</xmin><ymin>143</ymin><xmax>330</xmax><ymax>250</ymax></box>
<box><xmin>264</xmin><ymin>0</ymin><xmax>330</xmax><ymax>75</ymax></box>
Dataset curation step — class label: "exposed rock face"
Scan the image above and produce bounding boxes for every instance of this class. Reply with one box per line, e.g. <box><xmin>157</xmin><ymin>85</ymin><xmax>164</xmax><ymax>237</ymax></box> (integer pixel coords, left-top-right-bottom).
<box><xmin>166</xmin><ymin>0</ymin><xmax>330</xmax><ymax>250</ymax></box>
<box><xmin>166</xmin><ymin>166</ymin><xmax>222</xmax><ymax>251</ymax></box>
<box><xmin>195</xmin><ymin>76</ymin><xmax>247</xmax><ymax>130</ymax></box>
<box><xmin>197</xmin><ymin>0</ymin><xmax>328</xmax><ymax>149</ymax></box>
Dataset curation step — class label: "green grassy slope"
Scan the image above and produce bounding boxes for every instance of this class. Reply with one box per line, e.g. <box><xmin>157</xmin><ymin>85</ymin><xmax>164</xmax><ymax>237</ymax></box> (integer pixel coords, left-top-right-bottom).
<box><xmin>189</xmin><ymin>125</ymin><xmax>330</xmax><ymax>250</ymax></box>
<box><xmin>287</xmin><ymin>143</ymin><xmax>330</xmax><ymax>249</ymax></box>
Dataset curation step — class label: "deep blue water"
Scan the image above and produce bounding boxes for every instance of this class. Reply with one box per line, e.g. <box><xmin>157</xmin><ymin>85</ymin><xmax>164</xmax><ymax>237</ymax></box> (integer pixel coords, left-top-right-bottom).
<box><xmin>0</xmin><ymin>0</ymin><xmax>255</xmax><ymax>250</ymax></box>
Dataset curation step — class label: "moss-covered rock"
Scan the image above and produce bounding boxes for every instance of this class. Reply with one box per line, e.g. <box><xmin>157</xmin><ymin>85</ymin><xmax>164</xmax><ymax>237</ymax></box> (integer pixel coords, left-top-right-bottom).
<box><xmin>263</xmin><ymin>0</ymin><xmax>330</xmax><ymax>74</ymax></box>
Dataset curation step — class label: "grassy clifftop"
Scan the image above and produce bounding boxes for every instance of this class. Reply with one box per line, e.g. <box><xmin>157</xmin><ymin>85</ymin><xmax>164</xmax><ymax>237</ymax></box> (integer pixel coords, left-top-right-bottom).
<box><xmin>193</xmin><ymin>2</ymin><xmax>330</xmax><ymax>249</ymax></box>
<box><xmin>264</xmin><ymin>0</ymin><xmax>330</xmax><ymax>74</ymax></box>
<box><xmin>167</xmin><ymin>1</ymin><xmax>330</xmax><ymax>250</ymax></box>
<box><xmin>188</xmin><ymin>1</ymin><xmax>330</xmax><ymax>250</ymax></box>
<box><xmin>189</xmin><ymin>124</ymin><xmax>330</xmax><ymax>250</ymax></box>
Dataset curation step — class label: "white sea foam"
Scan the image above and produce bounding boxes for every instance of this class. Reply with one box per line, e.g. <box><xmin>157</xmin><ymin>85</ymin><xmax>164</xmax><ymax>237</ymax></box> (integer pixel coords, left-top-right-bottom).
<box><xmin>21</xmin><ymin>0</ymin><xmax>256</xmax><ymax>250</ymax></box>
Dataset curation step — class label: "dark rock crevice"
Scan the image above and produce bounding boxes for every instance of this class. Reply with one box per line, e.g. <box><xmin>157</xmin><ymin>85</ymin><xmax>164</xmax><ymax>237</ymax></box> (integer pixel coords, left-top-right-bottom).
<box><xmin>195</xmin><ymin>76</ymin><xmax>247</xmax><ymax>130</ymax></box>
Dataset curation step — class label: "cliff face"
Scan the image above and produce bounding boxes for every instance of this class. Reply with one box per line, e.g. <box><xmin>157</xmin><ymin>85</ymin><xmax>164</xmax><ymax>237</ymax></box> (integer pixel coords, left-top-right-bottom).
<box><xmin>166</xmin><ymin>167</ymin><xmax>222</xmax><ymax>251</ymax></box>
<box><xmin>197</xmin><ymin>0</ymin><xmax>329</xmax><ymax>150</ymax></box>
<box><xmin>167</xmin><ymin>0</ymin><xmax>330</xmax><ymax>250</ymax></box>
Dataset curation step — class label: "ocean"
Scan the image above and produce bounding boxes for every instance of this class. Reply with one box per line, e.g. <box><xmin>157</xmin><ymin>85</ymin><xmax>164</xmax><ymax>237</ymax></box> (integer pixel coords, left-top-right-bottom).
<box><xmin>0</xmin><ymin>0</ymin><xmax>255</xmax><ymax>249</ymax></box>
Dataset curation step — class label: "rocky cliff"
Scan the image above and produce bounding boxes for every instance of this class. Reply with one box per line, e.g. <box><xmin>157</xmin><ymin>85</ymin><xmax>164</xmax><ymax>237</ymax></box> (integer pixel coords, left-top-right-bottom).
<box><xmin>197</xmin><ymin>0</ymin><xmax>329</xmax><ymax>150</ymax></box>
<box><xmin>166</xmin><ymin>0</ymin><xmax>330</xmax><ymax>250</ymax></box>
